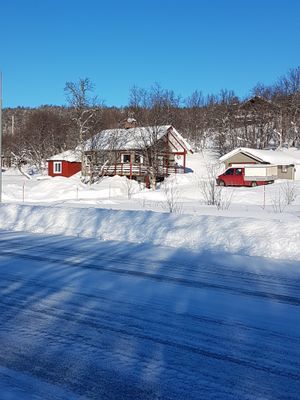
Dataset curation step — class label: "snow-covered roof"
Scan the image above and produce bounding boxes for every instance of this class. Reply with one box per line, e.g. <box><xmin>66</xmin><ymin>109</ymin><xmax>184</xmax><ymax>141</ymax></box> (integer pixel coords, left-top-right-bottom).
<box><xmin>282</xmin><ymin>148</ymin><xmax>300</xmax><ymax>162</ymax></box>
<box><xmin>220</xmin><ymin>147</ymin><xmax>300</xmax><ymax>165</ymax></box>
<box><xmin>47</xmin><ymin>150</ymin><xmax>81</xmax><ymax>162</ymax></box>
<box><xmin>84</xmin><ymin>125</ymin><xmax>193</xmax><ymax>153</ymax></box>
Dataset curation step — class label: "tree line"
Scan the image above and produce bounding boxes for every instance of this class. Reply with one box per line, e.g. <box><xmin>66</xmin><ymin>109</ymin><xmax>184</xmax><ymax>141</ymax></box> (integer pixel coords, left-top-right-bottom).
<box><xmin>2</xmin><ymin>66</ymin><xmax>300</xmax><ymax>171</ymax></box>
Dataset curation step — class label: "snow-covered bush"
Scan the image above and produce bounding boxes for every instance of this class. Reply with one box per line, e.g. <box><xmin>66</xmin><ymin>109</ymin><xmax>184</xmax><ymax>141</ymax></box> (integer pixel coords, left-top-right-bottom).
<box><xmin>197</xmin><ymin>163</ymin><xmax>221</xmax><ymax>206</ymax></box>
<box><xmin>282</xmin><ymin>181</ymin><xmax>297</xmax><ymax>206</ymax></box>
<box><xmin>271</xmin><ymin>181</ymin><xmax>297</xmax><ymax>213</ymax></box>
<box><xmin>161</xmin><ymin>177</ymin><xmax>182</xmax><ymax>213</ymax></box>
<box><xmin>216</xmin><ymin>188</ymin><xmax>234</xmax><ymax>210</ymax></box>
<box><xmin>124</xmin><ymin>177</ymin><xmax>140</xmax><ymax>199</ymax></box>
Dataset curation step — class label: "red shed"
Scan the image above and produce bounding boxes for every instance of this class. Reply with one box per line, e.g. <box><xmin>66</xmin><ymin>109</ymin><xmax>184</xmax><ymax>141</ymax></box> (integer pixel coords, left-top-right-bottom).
<box><xmin>47</xmin><ymin>150</ymin><xmax>81</xmax><ymax>178</ymax></box>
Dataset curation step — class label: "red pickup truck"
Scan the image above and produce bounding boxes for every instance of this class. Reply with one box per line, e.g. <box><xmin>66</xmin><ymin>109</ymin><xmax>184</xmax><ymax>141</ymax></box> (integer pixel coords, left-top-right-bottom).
<box><xmin>216</xmin><ymin>165</ymin><xmax>277</xmax><ymax>187</ymax></box>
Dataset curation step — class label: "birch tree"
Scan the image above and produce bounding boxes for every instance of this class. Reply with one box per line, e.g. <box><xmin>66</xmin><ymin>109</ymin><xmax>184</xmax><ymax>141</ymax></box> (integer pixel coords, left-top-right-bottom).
<box><xmin>64</xmin><ymin>78</ymin><xmax>100</xmax><ymax>175</ymax></box>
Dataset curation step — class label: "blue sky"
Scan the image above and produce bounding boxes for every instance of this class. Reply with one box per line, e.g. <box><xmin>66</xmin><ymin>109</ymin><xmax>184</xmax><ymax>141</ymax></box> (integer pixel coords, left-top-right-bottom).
<box><xmin>1</xmin><ymin>0</ymin><xmax>299</xmax><ymax>107</ymax></box>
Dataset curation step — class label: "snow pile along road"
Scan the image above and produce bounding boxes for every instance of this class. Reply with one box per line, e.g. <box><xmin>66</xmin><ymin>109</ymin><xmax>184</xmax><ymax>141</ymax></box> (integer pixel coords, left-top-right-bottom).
<box><xmin>1</xmin><ymin>204</ymin><xmax>299</xmax><ymax>260</ymax></box>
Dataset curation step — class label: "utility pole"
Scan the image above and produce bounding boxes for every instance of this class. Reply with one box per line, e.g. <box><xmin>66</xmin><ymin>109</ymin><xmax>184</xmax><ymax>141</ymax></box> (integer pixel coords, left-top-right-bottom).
<box><xmin>0</xmin><ymin>72</ymin><xmax>2</xmax><ymax>203</ymax></box>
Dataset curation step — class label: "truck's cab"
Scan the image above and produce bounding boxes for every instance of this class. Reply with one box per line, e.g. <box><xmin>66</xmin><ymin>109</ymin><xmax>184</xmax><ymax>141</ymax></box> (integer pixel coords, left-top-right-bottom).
<box><xmin>217</xmin><ymin>167</ymin><xmax>245</xmax><ymax>186</ymax></box>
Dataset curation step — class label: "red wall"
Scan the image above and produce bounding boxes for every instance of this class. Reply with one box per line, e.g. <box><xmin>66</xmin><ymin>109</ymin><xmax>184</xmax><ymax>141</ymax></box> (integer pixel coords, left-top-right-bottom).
<box><xmin>48</xmin><ymin>161</ymin><xmax>82</xmax><ymax>177</ymax></box>
<box><xmin>66</xmin><ymin>161</ymin><xmax>82</xmax><ymax>177</ymax></box>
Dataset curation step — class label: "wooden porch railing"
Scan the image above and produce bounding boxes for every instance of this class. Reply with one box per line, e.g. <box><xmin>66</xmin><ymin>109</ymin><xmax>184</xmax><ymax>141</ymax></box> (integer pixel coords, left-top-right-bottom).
<box><xmin>86</xmin><ymin>163</ymin><xmax>185</xmax><ymax>176</ymax></box>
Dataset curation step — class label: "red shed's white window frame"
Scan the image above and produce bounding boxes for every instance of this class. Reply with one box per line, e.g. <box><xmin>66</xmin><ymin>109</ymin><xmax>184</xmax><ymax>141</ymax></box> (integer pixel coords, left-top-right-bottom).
<box><xmin>53</xmin><ymin>161</ymin><xmax>62</xmax><ymax>174</ymax></box>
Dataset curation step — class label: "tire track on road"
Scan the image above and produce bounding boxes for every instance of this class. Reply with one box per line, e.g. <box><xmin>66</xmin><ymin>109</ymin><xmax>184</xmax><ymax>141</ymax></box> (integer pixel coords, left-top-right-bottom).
<box><xmin>1</xmin><ymin>249</ymin><xmax>300</xmax><ymax>306</ymax></box>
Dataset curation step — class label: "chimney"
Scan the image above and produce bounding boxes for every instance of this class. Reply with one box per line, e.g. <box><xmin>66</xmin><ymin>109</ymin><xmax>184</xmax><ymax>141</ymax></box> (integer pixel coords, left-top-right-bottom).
<box><xmin>124</xmin><ymin>117</ymin><xmax>137</xmax><ymax>129</ymax></box>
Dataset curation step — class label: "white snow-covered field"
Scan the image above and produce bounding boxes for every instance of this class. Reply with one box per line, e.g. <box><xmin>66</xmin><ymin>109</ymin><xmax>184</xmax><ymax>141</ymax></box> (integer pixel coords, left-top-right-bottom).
<box><xmin>1</xmin><ymin>152</ymin><xmax>300</xmax><ymax>260</ymax></box>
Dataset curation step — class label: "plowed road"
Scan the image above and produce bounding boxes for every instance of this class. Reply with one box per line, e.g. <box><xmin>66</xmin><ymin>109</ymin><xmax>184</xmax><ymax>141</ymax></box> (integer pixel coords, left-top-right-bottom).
<box><xmin>0</xmin><ymin>230</ymin><xmax>299</xmax><ymax>399</ymax></box>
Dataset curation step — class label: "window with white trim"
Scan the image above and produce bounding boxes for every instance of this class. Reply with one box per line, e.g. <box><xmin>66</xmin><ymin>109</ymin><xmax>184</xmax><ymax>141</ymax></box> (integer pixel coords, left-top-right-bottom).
<box><xmin>121</xmin><ymin>154</ymin><xmax>131</xmax><ymax>163</ymax></box>
<box><xmin>281</xmin><ymin>165</ymin><xmax>288</xmax><ymax>173</ymax></box>
<box><xmin>53</xmin><ymin>161</ymin><xmax>62</xmax><ymax>174</ymax></box>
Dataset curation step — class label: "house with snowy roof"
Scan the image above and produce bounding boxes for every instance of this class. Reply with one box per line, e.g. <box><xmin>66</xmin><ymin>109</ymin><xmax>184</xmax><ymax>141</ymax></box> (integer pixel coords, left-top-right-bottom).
<box><xmin>220</xmin><ymin>147</ymin><xmax>300</xmax><ymax>180</ymax></box>
<box><xmin>82</xmin><ymin>125</ymin><xmax>193</xmax><ymax>186</ymax></box>
<box><xmin>47</xmin><ymin>150</ymin><xmax>81</xmax><ymax>177</ymax></box>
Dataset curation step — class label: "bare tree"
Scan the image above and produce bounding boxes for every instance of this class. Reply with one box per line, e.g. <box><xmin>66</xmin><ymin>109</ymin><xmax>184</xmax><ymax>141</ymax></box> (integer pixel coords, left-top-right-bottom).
<box><xmin>83</xmin><ymin>129</ymin><xmax>125</xmax><ymax>184</ymax></box>
<box><xmin>128</xmin><ymin>83</ymin><xmax>181</xmax><ymax>126</ymax></box>
<box><xmin>197</xmin><ymin>161</ymin><xmax>220</xmax><ymax>204</ymax></box>
<box><xmin>128</xmin><ymin>84</ymin><xmax>182</xmax><ymax>188</ymax></box>
<box><xmin>280</xmin><ymin>181</ymin><xmax>297</xmax><ymax>206</ymax></box>
<box><xmin>271</xmin><ymin>189</ymin><xmax>287</xmax><ymax>213</ymax></box>
<box><xmin>124</xmin><ymin>176</ymin><xmax>139</xmax><ymax>199</ymax></box>
<box><xmin>274</xmin><ymin>67</ymin><xmax>300</xmax><ymax>146</ymax></box>
<box><xmin>161</xmin><ymin>177</ymin><xmax>182</xmax><ymax>213</ymax></box>
<box><xmin>184</xmin><ymin>90</ymin><xmax>208</xmax><ymax>149</ymax></box>
<box><xmin>197</xmin><ymin>162</ymin><xmax>233</xmax><ymax>209</ymax></box>
<box><xmin>2</xmin><ymin>65</ymin><xmax>299</xmax><ymax>177</ymax></box>
<box><xmin>271</xmin><ymin>181</ymin><xmax>297</xmax><ymax>213</ymax></box>
<box><xmin>10</xmin><ymin>151</ymin><xmax>32</xmax><ymax>179</ymax></box>
<box><xmin>64</xmin><ymin>78</ymin><xmax>101</xmax><ymax>175</ymax></box>
<box><xmin>13</xmin><ymin>109</ymin><xmax>67</xmax><ymax>172</ymax></box>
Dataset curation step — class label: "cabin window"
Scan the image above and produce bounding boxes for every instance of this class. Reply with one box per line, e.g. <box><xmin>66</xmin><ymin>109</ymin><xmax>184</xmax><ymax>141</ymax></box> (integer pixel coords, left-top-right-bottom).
<box><xmin>121</xmin><ymin>154</ymin><xmax>131</xmax><ymax>163</ymax></box>
<box><xmin>225</xmin><ymin>168</ymin><xmax>234</xmax><ymax>175</ymax></box>
<box><xmin>134</xmin><ymin>154</ymin><xmax>143</xmax><ymax>164</ymax></box>
<box><xmin>235</xmin><ymin>168</ymin><xmax>242</xmax><ymax>175</ymax></box>
<box><xmin>281</xmin><ymin>165</ymin><xmax>288</xmax><ymax>173</ymax></box>
<box><xmin>53</xmin><ymin>161</ymin><xmax>62</xmax><ymax>174</ymax></box>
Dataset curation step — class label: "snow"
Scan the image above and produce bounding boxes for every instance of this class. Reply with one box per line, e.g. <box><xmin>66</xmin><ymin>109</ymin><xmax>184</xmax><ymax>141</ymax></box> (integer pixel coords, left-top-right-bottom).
<box><xmin>220</xmin><ymin>147</ymin><xmax>300</xmax><ymax>165</ymax></box>
<box><xmin>283</xmin><ymin>147</ymin><xmax>300</xmax><ymax>161</ymax></box>
<box><xmin>84</xmin><ymin>125</ymin><xmax>193</xmax><ymax>152</ymax></box>
<box><xmin>47</xmin><ymin>149</ymin><xmax>81</xmax><ymax>162</ymax></box>
<box><xmin>0</xmin><ymin>203</ymin><xmax>299</xmax><ymax>260</ymax></box>
<box><xmin>1</xmin><ymin>150</ymin><xmax>300</xmax><ymax>399</ymax></box>
<box><xmin>1</xmin><ymin>151</ymin><xmax>300</xmax><ymax>261</ymax></box>
<box><xmin>85</xmin><ymin>125</ymin><xmax>171</xmax><ymax>150</ymax></box>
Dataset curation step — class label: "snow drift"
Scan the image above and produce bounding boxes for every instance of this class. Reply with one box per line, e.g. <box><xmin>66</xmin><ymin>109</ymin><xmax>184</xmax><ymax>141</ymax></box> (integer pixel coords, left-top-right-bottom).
<box><xmin>1</xmin><ymin>204</ymin><xmax>299</xmax><ymax>261</ymax></box>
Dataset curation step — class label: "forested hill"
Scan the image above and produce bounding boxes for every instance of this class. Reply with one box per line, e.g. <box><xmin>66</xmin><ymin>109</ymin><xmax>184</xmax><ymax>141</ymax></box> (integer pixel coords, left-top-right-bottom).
<box><xmin>2</xmin><ymin>67</ymin><xmax>300</xmax><ymax>169</ymax></box>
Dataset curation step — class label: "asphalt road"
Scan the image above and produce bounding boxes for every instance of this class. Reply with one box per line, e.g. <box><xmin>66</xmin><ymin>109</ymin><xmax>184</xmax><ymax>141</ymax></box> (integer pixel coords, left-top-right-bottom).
<box><xmin>0</xmin><ymin>230</ymin><xmax>299</xmax><ymax>399</ymax></box>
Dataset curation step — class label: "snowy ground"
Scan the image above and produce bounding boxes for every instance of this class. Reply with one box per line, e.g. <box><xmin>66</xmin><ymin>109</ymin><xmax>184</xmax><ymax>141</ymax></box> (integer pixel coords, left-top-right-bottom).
<box><xmin>2</xmin><ymin>152</ymin><xmax>300</xmax><ymax>219</ymax></box>
<box><xmin>0</xmin><ymin>230</ymin><xmax>299</xmax><ymax>399</ymax></box>
<box><xmin>1</xmin><ymin>151</ymin><xmax>300</xmax><ymax>260</ymax></box>
<box><xmin>0</xmin><ymin>203</ymin><xmax>299</xmax><ymax>261</ymax></box>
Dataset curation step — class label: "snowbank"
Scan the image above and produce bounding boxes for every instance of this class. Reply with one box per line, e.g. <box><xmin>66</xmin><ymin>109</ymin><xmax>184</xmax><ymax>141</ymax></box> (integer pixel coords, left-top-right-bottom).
<box><xmin>1</xmin><ymin>204</ymin><xmax>299</xmax><ymax>261</ymax></box>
